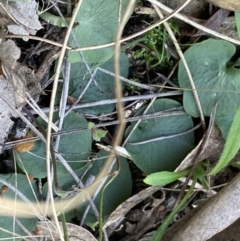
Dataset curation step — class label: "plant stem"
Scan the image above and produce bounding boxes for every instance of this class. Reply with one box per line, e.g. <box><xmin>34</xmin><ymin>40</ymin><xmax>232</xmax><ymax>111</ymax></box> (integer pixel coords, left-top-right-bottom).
<box><xmin>60</xmin><ymin>201</ymin><xmax>69</xmax><ymax>241</ymax></box>
<box><xmin>150</xmin><ymin>176</ymin><xmax>197</xmax><ymax>241</ymax></box>
<box><xmin>98</xmin><ymin>171</ymin><xmax>118</xmax><ymax>241</ymax></box>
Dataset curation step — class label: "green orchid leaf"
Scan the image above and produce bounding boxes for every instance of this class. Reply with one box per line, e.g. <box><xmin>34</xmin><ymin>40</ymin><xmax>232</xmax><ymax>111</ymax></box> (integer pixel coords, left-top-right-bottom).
<box><xmin>178</xmin><ymin>39</ymin><xmax>240</xmax><ymax>138</ymax></box>
<box><xmin>76</xmin><ymin>150</ymin><xmax>132</xmax><ymax>225</ymax></box>
<box><xmin>14</xmin><ymin>111</ymin><xmax>92</xmax><ymax>181</ymax></box>
<box><xmin>56</xmin><ymin>53</ymin><xmax>129</xmax><ymax>115</ymax></box>
<box><xmin>0</xmin><ymin>174</ymin><xmax>38</xmax><ymax>238</ymax></box>
<box><xmin>124</xmin><ymin>99</ymin><xmax>195</xmax><ymax>174</ymax></box>
<box><xmin>67</xmin><ymin>0</ymin><xmax>134</xmax><ymax>63</ymax></box>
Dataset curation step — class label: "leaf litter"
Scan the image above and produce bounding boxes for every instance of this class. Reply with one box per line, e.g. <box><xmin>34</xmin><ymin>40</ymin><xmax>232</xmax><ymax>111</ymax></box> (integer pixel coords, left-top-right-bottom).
<box><xmin>0</xmin><ymin>38</ymin><xmax>40</xmax><ymax>153</ymax></box>
<box><xmin>0</xmin><ymin>0</ymin><xmax>240</xmax><ymax>240</ymax></box>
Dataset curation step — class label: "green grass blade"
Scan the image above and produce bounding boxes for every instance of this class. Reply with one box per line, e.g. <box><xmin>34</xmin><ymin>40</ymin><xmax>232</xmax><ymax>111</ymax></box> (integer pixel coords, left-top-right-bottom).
<box><xmin>209</xmin><ymin>106</ymin><xmax>240</xmax><ymax>175</ymax></box>
<box><xmin>150</xmin><ymin>176</ymin><xmax>197</xmax><ymax>241</ymax></box>
<box><xmin>235</xmin><ymin>12</ymin><xmax>240</xmax><ymax>39</ymax></box>
<box><xmin>144</xmin><ymin>170</ymin><xmax>189</xmax><ymax>186</ymax></box>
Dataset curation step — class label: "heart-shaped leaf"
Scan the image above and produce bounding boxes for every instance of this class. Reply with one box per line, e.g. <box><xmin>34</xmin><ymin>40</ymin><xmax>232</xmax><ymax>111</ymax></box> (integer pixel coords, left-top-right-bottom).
<box><xmin>67</xmin><ymin>0</ymin><xmax>134</xmax><ymax>63</ymax></box>
<box><xmin>56</xmin><ymin>53</ymin><xmax>129</xmax><ymax>115</ymax></box>
<box><xmin>76</xmin><ymin>150</ymin><xmax>132</xmax><ymax>225</ymax></box>
<box><xmin>14</xmin><ymin>111</ymin><xmax>92</xmax><ymax>180</ymax></box>
<box><xmin>124</xmin><ymin>99</ymin><xmax>195</xmax><ymax>174</ymax></box>
<box><xmin>178</xmin><ymin>39</ymin><xmax>240</xmax><ymax>138</ymax></box>
<box><xmin>0</xmin><ymin>174</ymin><xmax>38</xmax><ymax>238</ymax></box>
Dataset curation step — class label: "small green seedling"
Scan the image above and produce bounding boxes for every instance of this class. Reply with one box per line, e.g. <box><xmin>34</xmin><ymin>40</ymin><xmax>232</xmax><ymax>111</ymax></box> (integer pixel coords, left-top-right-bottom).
<box><xmin>132</xmin><ymin>22</ymin><xmax>178</xmax><ymax>68</ymax></box>
<box><xmin>88</xmin><ymin>122</ymin><xmax>107</xmax><ymax>142</ymax></box>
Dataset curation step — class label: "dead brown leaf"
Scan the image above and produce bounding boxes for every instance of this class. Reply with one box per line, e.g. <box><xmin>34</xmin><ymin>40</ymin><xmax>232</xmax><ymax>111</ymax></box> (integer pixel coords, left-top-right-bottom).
<box><xmin>0</xmin><ymin>0</ymin><xmax>42</xmax><ymax>37</ymax></box>
<box><xmin>31</xmin><ymin>221</ymin><xmax>97</xmax><ymax>241</ymax></box>
<box><xmin>162</xmin><ymin>172</ymin><xmax>240</xmax><ymax>241</ymax></box>
<box><xmin>0</xmin><ymin>39</ymin><xmax>41</xmax><ymax>153</ymax></box>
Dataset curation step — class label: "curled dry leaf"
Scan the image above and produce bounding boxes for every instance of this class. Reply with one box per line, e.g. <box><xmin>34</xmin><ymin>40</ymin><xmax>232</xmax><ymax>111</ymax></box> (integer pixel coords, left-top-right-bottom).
<box><xmin>0</xmin><ymin>0</ymin><xmax>42</xmax><ymax>37</ymax></box>
<box><xmin>175</xmin><ymin>125</ymin><xmax>224</xmax><ymax>172</ymax></box>
<box><xmin>14</xmin><ymin>132</ymin><xmax>35</xmax><ymax>153</ymax></box>
<box><xmin>34</xmin><ymin>221</ymin><xmax>97</xmax><ymax>241</ymax></box>
<box><xmin>0</xmin><ymin>40</ymin><xmax>41</xmax><ymax>154</ymax></box>
<box><xmin>162</xmin><ymin>172</ymin><xmax>240</xmax><ymax>241</ymax></box>
<box><xmin>104</xmin><ymin>186</ymin><xmax>163</xmax><ymax>229</ymax></box>
<box><xmin>0</xmin><ymin>75</ymin><xmax>20</xmax><ymax>152</ymax></box>
<box><xmin>0</xmin><ymin>39</ymin><xmax>20</xmax><ymax>69</ymax></box>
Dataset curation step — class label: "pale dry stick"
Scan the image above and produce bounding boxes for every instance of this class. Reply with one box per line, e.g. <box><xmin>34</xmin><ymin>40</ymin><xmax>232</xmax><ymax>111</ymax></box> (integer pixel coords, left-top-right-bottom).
<box><xmin>38</xmin><ymin>0</ymin><xmax>55</xmax><ymax>14</ymax></box>
<box><xmin>41</xmin><ymin>91</ymin><xmax>182</xmax><ymax>113</ymax></box>
<box><xmin>97</xmin><ymin>67</ymin><xmax>157</xmax><ymax>91</ymax></box>
<box><xmin>57</xmin><ymin>60</ymin><xmax>71</xmax><ymax>145</ymax></box>
<box><xmin>0</xmin><ymin>178</ymin><xmax>42</xmax><ymax>219</ymax></box>
<box><xmin>0</xmin><ymin>226</ymin><xmax>26</xmax><ymax>240</ymax></box>
<box><xmin>129</xmin><ymin>123</ymin><xmax>201</xmax><ymax>145</ymax></box>
<box><xmin>152</xmin><ymin>3</ymin><xmax>206</xmax><ymax>130</ymax></box>
<box><xmin>49</xmin><ymin>0</ymin><xmax>95</xmax><ymax>82</ymax></box>
<box><xmin>150</xmin><ymin>0</ymin><xmax>240</xmax><ymax>46</ymax></box>
<box><xmin>43</xmin><ymin>60</ymin><xmax>69</xmax><ymax>217</ymax></box>
<box><xmin>55</xmin><ymin>154</ymin><xmax>100</xmax><ymax>219</ymax></box>
<box><xmin>0</xmin><ymin>95</ymin><xmax>46</xmax><ymax>143</ymax></box>
<box><xmin>15</xmin><ymin>218</ymin><xmax>38</xmax><ymax>241</ymax></box>
<box><xmin>45</xmin><ymin>1</ymin><xmax>84</xmax><ymax>240</ymax></box>
<box><xmin>62</xmin><ymin>65</ymin><xmax>158</xmax><ymax>119</ymax></box>
<box><xmin>7</xmin><ymin>1</ymin><xmax>240</xmax><ymax>55</ymax></box>
<box><xmin>13</xmin><ymin>155</ymin><xmax>44</xmax><ymax>218</ymax></box>
<box><xmin>94</xmin><ymin>100</ymin><xmax>146</xmax><ymax>120</ymax></box>
<box><xmin>25</xmin><ymin>93</ymin><xmax>59</xmax><ymax>132</ymax></box>
<box><xmin>5</xmin><ymin>108</ymin><xmax>186</xmax><ymax>150</ymax></box>
<box><xmin>6</xmin><ymin>35</ymin><xmax>69</xmax><ymax>48</ymax></box>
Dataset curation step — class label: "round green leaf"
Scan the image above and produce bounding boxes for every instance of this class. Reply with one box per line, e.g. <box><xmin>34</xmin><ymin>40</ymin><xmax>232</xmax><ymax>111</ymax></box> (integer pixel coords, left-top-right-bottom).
<box><xmin>178</xmin><ymin>39</ymin><xmax>240</xmax><ymax>137</ymax></box>
<box><xmin>76</xmin><ymin>150</ymin><xmax>132</xmax><ymax>225</ymax></box>
<box><xmin>0</xmin><ymin>174</ymin><xmax>38</xmax><ymax>238</ymax></box>
<box><xmin>56</xmin><ymin>53</ymin><xmax>129</xmax><ymax>115</ymax></box>
<box><xmin>124</xmin><ymin>99</ymin><xmax>195</xmax><ymax>174</ymax></box>
<box><xmin>14</xmin><ymin>111</ymin><xmax>92</xmax><ymax>179</ymax></box>
<box><xmin>67</xmin><ymin>0</ymin><xmax>134</xmax><ymax>63</ymax></box>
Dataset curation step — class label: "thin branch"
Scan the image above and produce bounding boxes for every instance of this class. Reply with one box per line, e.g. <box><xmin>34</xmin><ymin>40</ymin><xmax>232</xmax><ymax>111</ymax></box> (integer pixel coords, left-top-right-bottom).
<box><xmin>152</xmin><ymin>4</ymin><xmax>206</xmax><ymax>131</ymax></box>
<box><xmin>45</xmin><ymin>0</ymin><xmax>84</xmax><ymax>240</ymax></box>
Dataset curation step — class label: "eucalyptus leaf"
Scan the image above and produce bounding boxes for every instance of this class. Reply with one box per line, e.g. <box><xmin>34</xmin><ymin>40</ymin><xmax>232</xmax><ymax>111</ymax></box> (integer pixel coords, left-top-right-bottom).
<box><xmin>178</xmin><ymin>39</ymin><xmax>240</xmax><ymax>138</ymax></box>
<box><xmin>124</xmin><ymin>99</ymin><xmax>195</xmax><ymax>174</ymax></box>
